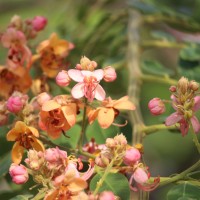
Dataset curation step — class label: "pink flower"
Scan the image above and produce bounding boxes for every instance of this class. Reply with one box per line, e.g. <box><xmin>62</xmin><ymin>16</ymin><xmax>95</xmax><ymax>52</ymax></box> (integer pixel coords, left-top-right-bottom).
<box><xmin>56</xmin><ymin>70</ymin><xmax>71</xmax><ymax>86</ymax></box>
<box><xmin>165</xmin><ymin>96</ymin><xmax>200</xmax><ymax>136</ymax></box>
<box><xmin>99</xmin><ymin>191</ymin><xmax>116</xmax><ymax>200</ymax></box>
<box><xmin>123</xmin><ymin>148</ymin><xmax>141</xmax><ymax>166</ymax></box>
<box><xmin>148</xmin><ymin>98</ymin><xmax>165</xmax><ymax>115</ymax></box>
<box><xmin>32</xmin><ymin>16</ymin><xmax>47</xmax><ymax>31</ymax></box>
<box><xmin>103</xmin><ymin>66</ymin><xmax>117</xmax><ymax>82</ymax></box>
<box><xmin>9</xmin><ymin>163</ymin><xmax>29</xmax><ymax>184</ymax></box>
<box><xmin>68</xmin><ymin>69</ymin><xmax>106</xmax><ymax>102</ymax></box>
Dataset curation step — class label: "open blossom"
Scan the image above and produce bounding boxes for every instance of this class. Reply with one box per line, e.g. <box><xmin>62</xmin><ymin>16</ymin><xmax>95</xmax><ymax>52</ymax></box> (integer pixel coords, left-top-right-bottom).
<box><xmin>9</xmin><ymin>163</ymin><xmax>29</xmax><ymax>184</ymax></box>
<box><xmin>39</xmin><ymin>95</ymin><xmax>77</xmax><ymax>138</ymax></box>
<box><xmin>165</xmin><ymin>77</ymin><xmax>200</xmax><ymax>136</ymax></box>
<box><xmin>33</xmin><ymin>33</ymin><xmax>74</xmax><ymax>78</ymax></box>
<box><xmin>68</xmin><ymin>69</ymin><xmax>106</xmax><ymax>102</ymax></box>
<box><xmin>88</xmin><ymin>96</ymin><xmax>135</xmax><ymax>129</ymax></box>
<box><xmin>1</xmin><ymin>28</ymin><xmax>32</xmax><ymax>69</ymax></box>
<box><xmin>6</xmin><ymin>121</ymin><xmax>45</xmax><ymax>164</ymax></box>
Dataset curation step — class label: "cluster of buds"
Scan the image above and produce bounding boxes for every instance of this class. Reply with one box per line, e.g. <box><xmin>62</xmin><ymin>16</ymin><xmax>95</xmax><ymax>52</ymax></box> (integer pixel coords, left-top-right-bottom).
<box><xmin>165</xmin><ymin>77</ymin><xmax>200</xmax><ymax>136</ymax></box>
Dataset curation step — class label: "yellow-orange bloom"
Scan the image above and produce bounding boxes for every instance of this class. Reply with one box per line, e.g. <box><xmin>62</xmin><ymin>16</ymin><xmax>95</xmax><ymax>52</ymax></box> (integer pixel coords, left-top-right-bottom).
<box><xmin>7</xmin><ymin>121</ymin><xmax>44</xmax><ymax>164</ymax></box>
<box><xmin>32</xmin><ymin>33</ymin><xmax>74</xmax><ymax>78</ymax></box>
<box><xmin>39</xmin><ymin>95</ymin><xmax>77</xmax><ymax>139</ymax></box>
<box><xmin>88</xmin><ymin>96</ymin><xmax>135</xmax><ymax>129</ymax></box>
<box><xmin>44</xmin><ymin>169</ymin><xmax>87</xmax><ymax>200</ymax></box>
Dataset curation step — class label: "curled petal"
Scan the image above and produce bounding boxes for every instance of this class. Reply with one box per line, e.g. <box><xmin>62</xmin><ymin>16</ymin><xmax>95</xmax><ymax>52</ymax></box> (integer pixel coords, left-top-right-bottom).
<box><xmin>61</xmin><ymin>105</ymin><xmax>76</xmax><ymax>127</ymax></box>
<box><xmin>165</xmin><ymin>112</ymin><xmax>183</xmax><ymax>126</ymax></box>
<box><xmin>12</xmin><ymin>142</ymin><xmax>24</xmax><ymax>164</ymax></box>
<box><xmin>68</xmin><ymin>69</ymin><xmax>84</xmax><ymax>82</ymax></box>
<box><xmin>31</xmin><ymin>138</ymin><xmax>45</xmax><ymax>152</ymax></box>
<box><xmin>137</xmin><ymin>177</ymin><xmax>160</xmax><ymax>192</ymax></box>
<box><xmin>42</xmin><ymin>100</ymin><xmax>60</xmax><ymax>111</ymax></box>
<box><xmin>191</xmin><ymin>116</ymin><xmax>200</xmax><ymax>133</ymax></box>
<box><xmin>194</xmin><ymin>96</ymin><xmax>200</xmax><ymax>112</ymax></box>
<box><xmin>98</xmin><ymin>108</ymin><xmax>115</xmax><ymax>129</ymax></box>
<box><xmin>71</xmin><ymin>83</ymin><xmax>85</xmax><ymax>99</ymax></box>
<box><xmin>114</xmin><ymin>96</ymin><xmax>135</xmax><ymax>110</ymax></box>
<box><xmin>180</xmin><ymin>120</ymin><xmax>189</xmax><ymax>136</ymax></box>
<box><xmin>95</xmin><ymin>85</ymin><xmax>106</xmax><ymax>101</ymax></box>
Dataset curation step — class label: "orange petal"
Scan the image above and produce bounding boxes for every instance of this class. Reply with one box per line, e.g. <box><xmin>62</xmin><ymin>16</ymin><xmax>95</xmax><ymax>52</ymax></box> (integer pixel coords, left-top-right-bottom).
<box><xmin>98</xmin><ymin>108</ymin><xmax>115</xmax><ymax>129</ymax></box>
<box><xmin>61</xmin><ymin>104</ymin><xmax>76</xmax><ymax>127</ymax></box>
<box><xmin>42</xmin><ymin>100</ymin><xmax>60</xmax><ymax>111</ymax></box>
<box><xmin>44</xmin><ymin>189</ymin><xmax>59</xmax><ymax>200</ymax></box>
<box><xmin>114</xmin><ymin>96</ymin><xmax>136</xmax><ymax>110</ymax></box>
<box><xmin>87</xmin><ymin>108</ymin><xmax>99</xmax><ymax>124</ymax></box>
<box><xmin>68</xmin><ymin>178</ymin><xmax>88</xmax><ymax>192</ymax></box>
<box><xmin>7</xmin><ymin>121</ymin><xmax>26</xmax><ymax>141</ymax></box>
<box><xmin>31</xmin><ymin>138</ymin><xmax>45</xmax><ymax>152</ymax></box>
<box><xmin>11</xmin><ymin>141</ymin><xmax>24</xmax><ymax>164</ymax></box>
<box><xmin>28</xmin><ymin>126</ymin><xmax>39</xmax><ymax>137</ymax></box>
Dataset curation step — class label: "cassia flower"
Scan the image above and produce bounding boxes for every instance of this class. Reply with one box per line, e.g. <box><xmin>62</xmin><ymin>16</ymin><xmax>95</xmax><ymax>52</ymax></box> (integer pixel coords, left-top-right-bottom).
<box><xmin>6</xmin><ymin>121</ymin><xmax>44</xmax><ymax>164</ymax></box>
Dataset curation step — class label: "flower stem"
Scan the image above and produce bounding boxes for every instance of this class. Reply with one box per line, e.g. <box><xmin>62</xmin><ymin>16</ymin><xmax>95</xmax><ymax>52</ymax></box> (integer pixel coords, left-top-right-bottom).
<box><xmin>140</xmin><ymin>124</ymin><xmax>178</xmax><ymax>135</ymax></box>
<box><xmin>157</xmin><ymin>160</ymin><xmax>200</xmax><ymax>187</ymax></box>
<box><xmin>78</xmin><ymin>98</ymin><xmax>88</xmax><ymax>151</ymax></box>
<box><xmin>141</xmin><ymin>74</ymin><xmax>177</xmax><ymax>85</ymax></box>
<box><xmin>191</xmin><ymin>129</ymin><xmax>200</xmax><ymax>154</ymax></box>
<box><xmin>93</xmin><ymin>156</ymin><xmax>116</xmax><ymax>196</ymax></box>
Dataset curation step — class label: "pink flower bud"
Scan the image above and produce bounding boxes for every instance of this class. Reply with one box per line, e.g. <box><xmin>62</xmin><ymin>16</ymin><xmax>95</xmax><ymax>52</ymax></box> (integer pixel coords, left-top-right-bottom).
<box><xmin>7</xmin><ymin>96</ymin><xmax>24</xmax><ymax>113</ymax></box>
<box><xmin>99</xmin><ymin>191</ymin><xmax>115</xmax><ymax>200</ymax></box>
<box><xmin>32</xmin><ymin>16</ymin><xmax>47</xmax><ymax>31</ymax></box>
<box><xmin>103</xmin><ymin>66</ymin><xmax>117</xmax><ymax>82</ymax></box>
<box><xmin>56</xmin><ymin>70</ymin><xmax>71</xmax><ymax>87</ymax></box>
<box><xmin>148</xmin><ymin>98</ymin><xmax>165</xmax><ymax>116</ymax></box>
<box><xmin>133</xmin><ymin>167</ymin><xmax>148</xmax><ymax>184</ymax></box>
<box><xmin>36</xmin><ymin>92</ymin><xmax>51</xmax><ymax>107</ymax></box>
<box><xmin>123</xmin><ymin>148</ymin><xmax>141</xmax><ymax>165</ymax></box>
<box><xmin>9</xmin><ymin>163</ymin><xmax>29</xmax><ymax>184</ymax></box>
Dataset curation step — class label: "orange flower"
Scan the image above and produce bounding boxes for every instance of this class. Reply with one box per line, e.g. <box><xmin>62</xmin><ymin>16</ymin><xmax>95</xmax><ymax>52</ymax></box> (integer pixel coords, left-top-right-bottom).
<box><xmin>39</xmin><ymin>95</ymin><xmax>77</xmax><ymax>138</ymax></box>
<box><xmin>6</xmin><ymin>121</ymin><xmax>44</xmax><ymax>164</ymax></box>
<box><xmin>0</xmin><ymin>66</ymin><xmax>32</xmax><ymax>98</ymax></box>
<box><xmin>88</xmin><ymin>96</ymin><xmax>136</xmax><ymax>129</ymax></box>
<box><xmin>32</xmin><ymin>33</ymin><xmax>74</xmax><ymax>78</ymax></box>
<box><xmin>44</xmin><ymin>169</ymin><xmax>87</xmax><ymax>200</ymax></box>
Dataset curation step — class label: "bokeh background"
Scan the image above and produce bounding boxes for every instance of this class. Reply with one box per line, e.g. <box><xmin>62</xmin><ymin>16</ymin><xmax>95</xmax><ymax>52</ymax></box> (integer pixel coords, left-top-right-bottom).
<box><xmin>0</xmin><ymin>0</ymin><xmax>200</xmax><ymax>199</ymax></box>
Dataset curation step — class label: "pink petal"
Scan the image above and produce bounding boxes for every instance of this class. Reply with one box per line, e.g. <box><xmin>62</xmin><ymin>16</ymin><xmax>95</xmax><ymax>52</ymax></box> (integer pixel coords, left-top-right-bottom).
<box><xmin>191</xmin><ymin>116</ymin><xmax>200</xmax><ymax>133</ymax></box>
<box><xmin>71</xmin><ymin>83</ymin><xmax>85</xmax><ymax>99</ymax></box>
<box><xmin>180</xmin><ymin>120</ymin><xmax>189</xmax><ymax>136</ymax></box>
<box><xmin>81</xmin><ymin>70</ymin><xmax>93</xmax><ymax>77</ymax></box>
<box><xmin>95</xmin><ymin>85</ymin><xmax>106</xmax><ymax>101</ymax></box>
<box><xmin>165</xmin><ymin>112</ymin><xmax>183</xmax><ymax>126</ymax></box>
<box><xmin>93</xmin><ymin>69</ymin><xmax>104</xmax><ymax>81</ymax></box>
<box><xmin>68</xmin><ymin>69</ymin><xmax>84</xmax><ymax>82</ymax></box>
<box><xmin>194</xmin><ymin>96</ymin><xmax>200</xmax><ymax>112</ymax></box>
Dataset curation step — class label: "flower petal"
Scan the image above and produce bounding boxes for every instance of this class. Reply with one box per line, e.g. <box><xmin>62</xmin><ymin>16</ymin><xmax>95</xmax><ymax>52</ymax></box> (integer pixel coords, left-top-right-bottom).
<box><xmin>28</xmin><ymin>126</ymin><xmax>39</xmax><ymax>138</ymax></box>
<box><xmin>95</xmin><ymin>85</ymin><xmax>106</xmax><ymax>101</ymax></box>
<box><xmin>180</xmin><ymin>120</ymin><xmax>189</xmax><ymax>136</ymax></box>
<box><xmin>98</xmin><ymin>108</ymin><xmax>115</xmax><ymax>129</ymax></box>
<box><xmin>61</xmin><ymin>104</ymin><xmax>76</xmax><ymax>127</ymax></box>
<box><xmin>12</xmin><ymin>141</ymin><xmax>24</xmax><ymax>164</ymax></box>
<box><xmin>71</xmin><ymin>83</ymin><xmax>85</xmax><ymax>99</ymax></box>
<box><xmin>114</xmin><ymin>96</ymin><xmax>135</xmax><ymax>110</ymax></box>
<box><xmin>31</xmin><ymin>138</ymin><xmax>45</xmax><ymax>152</ymax></box>
<box><xmin>42</xmin><ymin>100</ymin><xmax>60</xmax><ymax>111</ymax></box>
<box><xmin>68</xmin><ymin>69</ymin><xmax>84</xmax><ymax>82</ymax></box>
<box><xmin>165</xmin><ymin>112</ymin><xmax>182</xmax><ymax>126</ymax></box>
<box><xmin>93</xmin><ymin>69</ymin><xmax>104</xmax><ymax>81</ymax></box>
<box><xmin>191</xmin><ymin>116</ymin><xmax>200</xmax><ymax>133</ymax></box>
<box><xmin>194</xmin><ymin>96</ymin><xmax>200</xmax><ymax>112</ymax></box>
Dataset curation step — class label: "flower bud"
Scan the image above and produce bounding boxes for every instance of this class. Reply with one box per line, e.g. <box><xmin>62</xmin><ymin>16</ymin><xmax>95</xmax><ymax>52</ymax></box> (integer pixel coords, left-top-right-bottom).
<box><xmin>189</xmin><ymin>80</ymin><xmax>199</xmax><ymax>91</ymax></box>
<box><xmin>9</xmin><ymin>163</ymin><xmax>29</xmax><ymax>184</ymax></box>
<box><xmin>103</xmin><ymin>66</ymin><xmax>117</xmax><ymax>82</ymax></box>
<box><xmin>123</xmin><ymin>148</ymin><xmax>141</xmax><ymax>166</ymax></box>
<box><xmin>7</xmin><ymin>96</ymin><xmax>24</xmax><ymax>113</ymax></box>
<box><xmin>56</xmin><ymin>70</ymin><xmax>71</xmax><ymax>87</ymax></box>
<box><xmin>114</xmin><ymin>134</ymin><xmax>127</xmax><ymax>146</ymax></box>
<box><xmin>148</xmin><ymin>98</ymin><xmax>165</xmax><ymax>115</ymax></box>
<box><xmin>32</xmin><ymin>16</ymin><xmax>47</xmax><ymax>31</ymax></box>
<box><xmin>177</xmin><ymin>77</ymin><xmax>189</xmax><ymax>94</ymax></box>
<box><xmin>169</xmin><ymin>86</ymin><xmax>176</xmax><ymax>92</ymax></box>
<box><xmin>99</xmin><ymin>191</ymin><xmax>115</xmax><ymax>200</ymax></box>
<box><xmin>133</xmin><ymin>167</ymin><xmax>148</xmax><ymax>184</ymax></box>
<box><xmin>76</xmin><ymin>56</ymin><xmax>97</xmax><ymax>71</ymax></box>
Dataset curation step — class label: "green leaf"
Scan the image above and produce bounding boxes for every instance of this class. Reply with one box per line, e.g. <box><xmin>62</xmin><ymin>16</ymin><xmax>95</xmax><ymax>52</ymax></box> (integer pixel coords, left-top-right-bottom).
<box><xmin>86</xmin><ymin>120</ymin><xmax>119</xmax><ymax>144</ymax></box>
<box><xmin>0</xmin><ymin>152</ymin><xmax>12</xmax><ymax>178</ymax></box>
<box><xmin>9</xmin><ymin>194</ymin><xmax>33</xmax><ymax>200</ymax></box>
<box><xmin>167</xmin><ymin>182</ymin><xmax>200</xmax><ymax>200</ymax></box>
<box><xmin>90</xmin><ymin>172</ymin><xmax>130</xmax><ymax>200</ymax></box>
<box><xmin>180</xmin><ymin>45</ymin><xmax>200</xmax><ymax>61</ymax></box>
<box><xmin>142</xmin><ymin>60</ymin><xmax>173</xmax><ymax>76</ymax></box>
<box><xmin>54</xmin><ymin>124</ymin><xmax>81</xmax><ymax>148</ymax></box>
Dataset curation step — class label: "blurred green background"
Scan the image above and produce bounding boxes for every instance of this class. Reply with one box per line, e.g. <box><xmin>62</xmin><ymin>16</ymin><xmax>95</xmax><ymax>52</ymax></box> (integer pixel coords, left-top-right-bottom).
<box><xmin>0</xmin><ymin>0</ymin><xmax>200</xmax><ymax>199</ymax></box>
